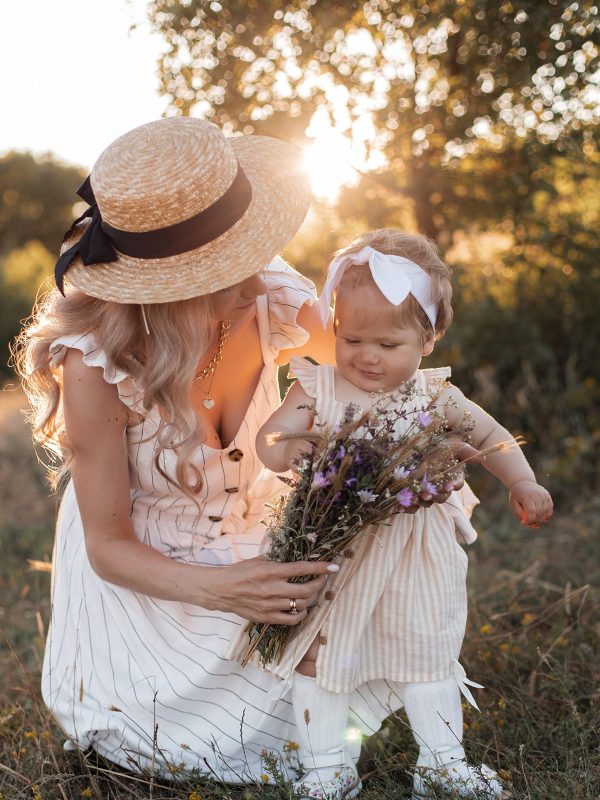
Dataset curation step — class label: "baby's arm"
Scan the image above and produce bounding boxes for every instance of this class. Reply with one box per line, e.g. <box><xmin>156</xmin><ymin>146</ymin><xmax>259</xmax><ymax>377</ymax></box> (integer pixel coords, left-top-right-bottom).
<box><xmin>257</xmin><ymin>380</ymin><xmax>315</xmax><ymax>473</ymax></box>
<box><xmin>437</xmin><ymin>384</ymin><xmax>553</xmax><ymax>527</ymax></box>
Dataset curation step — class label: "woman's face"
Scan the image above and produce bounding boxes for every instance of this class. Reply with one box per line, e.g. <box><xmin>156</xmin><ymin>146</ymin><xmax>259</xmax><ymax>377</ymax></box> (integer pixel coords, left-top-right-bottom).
<box><xmin>210</xmin><ymin>270</ymin><xmax>268</xmax><ymax>320</ymax></box>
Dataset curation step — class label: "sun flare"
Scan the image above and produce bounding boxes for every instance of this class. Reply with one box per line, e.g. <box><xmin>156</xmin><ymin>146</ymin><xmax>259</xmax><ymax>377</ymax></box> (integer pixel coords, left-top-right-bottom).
<box><xmin>302</xmin><ymin>107</ymin><xmax>385</xmax><ymax>202</ymax></box>
<box><xmin>302</xmin><ymin>129</ymin><xmax>359</xmax><ymax>202</ymax></box>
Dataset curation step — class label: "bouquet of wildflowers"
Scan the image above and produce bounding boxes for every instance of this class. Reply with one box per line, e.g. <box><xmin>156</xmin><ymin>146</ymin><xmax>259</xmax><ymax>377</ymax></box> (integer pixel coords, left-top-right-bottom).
<box><xmin>241</xmin><ymin>381</ymin><xmax>518</xmax><ymax>667</ymax></box>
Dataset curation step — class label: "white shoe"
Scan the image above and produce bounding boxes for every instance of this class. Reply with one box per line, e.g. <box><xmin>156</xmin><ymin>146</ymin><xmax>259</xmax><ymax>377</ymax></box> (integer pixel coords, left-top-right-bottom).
<box><xmin>294</xmin><ymin>748</ymin><xmax>362</xmax><ymax>800</ymax></box>
<box><xmin>412</xmin><ymin>752</ymin><xmax>504</xmax><ymax>799</ymax></box>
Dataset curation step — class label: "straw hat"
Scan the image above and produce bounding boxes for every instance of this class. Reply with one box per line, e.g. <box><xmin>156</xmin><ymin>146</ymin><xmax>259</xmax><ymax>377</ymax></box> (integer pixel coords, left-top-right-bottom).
<box><xmin>57</xmin><ymin>117</ymin><xmax>312</xmax><ymax>303</ymax></box>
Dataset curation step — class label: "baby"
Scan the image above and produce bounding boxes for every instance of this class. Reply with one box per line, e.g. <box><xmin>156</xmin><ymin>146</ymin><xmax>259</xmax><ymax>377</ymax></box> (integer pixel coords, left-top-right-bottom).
<box><xmin>256</xmin><ymin>230</ymin><xmax>553</xmax><ymax>800</ymax></box>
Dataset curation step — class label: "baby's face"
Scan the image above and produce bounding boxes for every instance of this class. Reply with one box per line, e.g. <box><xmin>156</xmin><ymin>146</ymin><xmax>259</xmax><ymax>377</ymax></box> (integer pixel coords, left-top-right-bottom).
<box><xmin>335</xmin><ymin>295</ymin><xmax>433</xmax><ymax>394</ymax></box>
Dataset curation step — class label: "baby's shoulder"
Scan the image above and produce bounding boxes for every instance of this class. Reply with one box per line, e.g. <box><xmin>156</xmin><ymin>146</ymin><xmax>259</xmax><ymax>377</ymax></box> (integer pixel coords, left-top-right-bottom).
<box><xmin>420</xmin><ymin>365</ymin><xmax>452</xmax><ymax>389</ymax></box>
<box><xmin>288</xmin><ymin>356</ymin><xmax>319</xmax><ymax>399</ymax></box>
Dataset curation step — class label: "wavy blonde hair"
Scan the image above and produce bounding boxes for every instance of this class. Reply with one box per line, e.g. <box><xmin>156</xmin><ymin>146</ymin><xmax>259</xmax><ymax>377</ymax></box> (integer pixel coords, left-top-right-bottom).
<box><xmin>333</xmin><ymin>229</ymin><xmax>453</xmax><ymax>341</ymax></box>
<box><xmin>12</xmin><ymin>286</ymin><xmax>216</xmax><ymax>497</ymax></box>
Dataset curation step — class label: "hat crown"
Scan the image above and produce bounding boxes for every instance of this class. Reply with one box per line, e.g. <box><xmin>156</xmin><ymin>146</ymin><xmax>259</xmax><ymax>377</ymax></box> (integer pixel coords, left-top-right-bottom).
<box><xmin>91</xmin><ymin>118</ymin><xmax>238</xmax><ymax>233</ymax></box>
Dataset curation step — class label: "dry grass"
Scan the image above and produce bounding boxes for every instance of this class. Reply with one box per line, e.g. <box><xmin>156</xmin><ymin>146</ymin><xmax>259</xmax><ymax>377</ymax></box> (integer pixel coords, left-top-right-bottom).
<box><xmin>1</xmin><ymin>389</ymin><xmax>599</xmax><ymax>799</ymax></box>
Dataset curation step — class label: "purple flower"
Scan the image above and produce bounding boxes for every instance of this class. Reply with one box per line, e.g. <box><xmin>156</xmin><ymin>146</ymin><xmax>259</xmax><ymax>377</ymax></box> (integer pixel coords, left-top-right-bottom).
<box><xmin>311</xmin><ymin>472</ymin><xmax>331</xmax><ymax>489</ymax></box>
<box><xmin>335</xmin><ymin>445</ymin><xmax>346</xmax><ymax>460</ymax></box>
<box><xmin>357</xmin><ymin>489</ymin><xmax>378</xmax><ymax>503</ymax></box>
<box><xmin>417</xmin><ymin>411</ymin><xmax>432</xmax><ymax>428</ymax></box>
<box><xmin>421</xmin><ymin>474</ymin><xmax>438</xmax><ymax>496</ymax></box>
<box><xmin>345</xmin><ymin>477</ymin><xmax>357</xmax><ymax>487</ymax></box>
<box><xmin>397</xmin><ymin>488</ymin><xmax>414</xmax><ymax>507</ymax></box>
<box><xmin>393</xmin><ymin>465</ymin><xmax>410</xmax><ymax>480</ymax></box>
<box><xmin>331</xmin><ymin>491</ymin><xmax>342</xmax><ymax>504</ymax></box>
<box><xmin>326</xmin><ymin>465</ymin><xmax>338</xmax><ymax>479</ymax></box>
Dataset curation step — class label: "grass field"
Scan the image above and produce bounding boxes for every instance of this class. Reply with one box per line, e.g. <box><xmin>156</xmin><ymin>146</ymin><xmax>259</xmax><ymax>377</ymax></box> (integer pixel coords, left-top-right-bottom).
<box><xmin>1</xmin><ymin>388</ymin><xmax>599</xmax><ymax>800</ymax></box>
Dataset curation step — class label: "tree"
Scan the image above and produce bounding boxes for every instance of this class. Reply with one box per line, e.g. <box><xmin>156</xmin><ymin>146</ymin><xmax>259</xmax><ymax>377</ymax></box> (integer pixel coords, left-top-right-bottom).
<box><xmin>0</xmin><ymin>152</ymin><xmax>84</xmax><ymax>377</ymax></box>
<box><xmin>146</xmin><ymin>0</ymin><xmax>599</xmax><ymax>240</ymax></box>
<box><xmin>0</xmin><ymin>152</ymin><xmax>84</xmax><ymax>257</ymax></box>
<box><xmin>147</xmin><ymin>1</ymin><xmax>600</xmax><ymax>495</ymax></box>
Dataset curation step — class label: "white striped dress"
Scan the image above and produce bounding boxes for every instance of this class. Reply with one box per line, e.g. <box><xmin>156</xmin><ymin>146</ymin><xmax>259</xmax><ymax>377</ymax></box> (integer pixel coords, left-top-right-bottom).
<box><xmin>228</xmin><ymin>358</ymin><xmax>474</xmax><ymax>695</ymax></box>
<box><xmin>42</xmin><ymin>261</ymin><xmax>333</xmax><ymax>782</ymax></box>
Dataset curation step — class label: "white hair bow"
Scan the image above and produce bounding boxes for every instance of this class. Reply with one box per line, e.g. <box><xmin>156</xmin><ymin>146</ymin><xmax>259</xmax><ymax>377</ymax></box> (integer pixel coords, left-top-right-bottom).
<box><xmin>317</xmin><ymin>245</ymin><xmax>437</xmax><ymax>331</ymax></box>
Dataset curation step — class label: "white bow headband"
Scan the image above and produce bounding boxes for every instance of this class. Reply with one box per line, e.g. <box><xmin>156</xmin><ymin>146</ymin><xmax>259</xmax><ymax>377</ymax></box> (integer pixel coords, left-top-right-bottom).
<box><xmin>316</xmin><ymin>245</ymin><xmax>438</xmax><ymax>330</ymax></box>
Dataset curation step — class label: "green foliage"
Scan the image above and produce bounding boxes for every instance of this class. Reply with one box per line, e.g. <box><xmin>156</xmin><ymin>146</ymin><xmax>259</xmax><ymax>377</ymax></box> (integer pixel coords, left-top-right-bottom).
<box><xmin>0</xmin><ymin>152</ymin><xmax>84</xmax><ymax>376</ymax></box>
<box><xmin>0</xmin><ymin>152</ymin><xmax>83</xmax><ymax>255</ymax></box>
<box><xmin>146</xmin><ymin>0</ymin><xmax>598</xmax><ymax>238</ymax></box>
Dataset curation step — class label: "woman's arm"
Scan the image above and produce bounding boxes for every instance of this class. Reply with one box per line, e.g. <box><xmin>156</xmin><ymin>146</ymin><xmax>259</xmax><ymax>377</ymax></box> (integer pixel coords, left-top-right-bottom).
<box><xmin>276</xmin><ymin>301</ymin><xmax>336</xmax><ymax>366</ymax></box>
<box><xmin>256</xmin><ymin>380</ymin><xmax>315</xmax><ymax>473</ymax></box>
<box><xmin>438</xmin><ymin>383</ymin><xmax>553</xmax><ymax>526</ymax></box>
<box><xmin>62</xmin><ymin>349</ymin><xmax>334</xmax><ymax>623</ymax></box>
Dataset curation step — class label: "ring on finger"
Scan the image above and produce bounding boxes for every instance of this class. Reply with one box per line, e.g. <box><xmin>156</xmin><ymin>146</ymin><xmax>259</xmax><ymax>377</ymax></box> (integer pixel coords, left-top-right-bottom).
<box><xmin>289</xmin><ymin>598</ymin><xmax>298</xmax><ymax>615</ymax></box>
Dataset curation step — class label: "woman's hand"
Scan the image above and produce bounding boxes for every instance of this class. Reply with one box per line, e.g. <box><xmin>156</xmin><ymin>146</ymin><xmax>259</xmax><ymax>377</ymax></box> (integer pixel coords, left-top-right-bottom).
<box><xmin>509</xmin><ymin>479</ymin><xmax>553</xmax><ymax>527</ymax></box>
<box><xmin>201</xmin><ymin>556</ymin><xmax>337</xmax><ymax>625</ymax></box>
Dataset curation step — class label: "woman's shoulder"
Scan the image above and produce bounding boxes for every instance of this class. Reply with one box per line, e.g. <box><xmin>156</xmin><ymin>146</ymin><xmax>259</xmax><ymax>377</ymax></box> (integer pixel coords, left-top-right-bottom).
<box><xmin>50</xmin><ymin>332</ymin><xmax>146</xmax><ymax>417</ymax></box>
<box><xmin>261</xmin><ymin>256</ymin><xmax>317</xmax><ymax>354</ymax></box>
<box><xmin>50</xmin><ymin>332</ymin><xmax>130</xmax><ymax>385</ymax></box>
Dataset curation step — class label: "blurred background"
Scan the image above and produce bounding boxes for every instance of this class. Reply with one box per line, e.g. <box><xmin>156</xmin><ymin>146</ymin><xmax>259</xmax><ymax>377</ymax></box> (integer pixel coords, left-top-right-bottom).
<box><xmin>1</xmin><ymin>3</ymin><xmax>599</xmax><ymax>798</ymax></box>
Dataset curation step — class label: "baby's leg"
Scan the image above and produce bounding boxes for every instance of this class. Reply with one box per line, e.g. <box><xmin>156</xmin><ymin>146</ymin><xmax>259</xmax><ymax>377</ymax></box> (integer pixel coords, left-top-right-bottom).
<box><xmin>401</xmin><ymin>678</ymin><xmax>464</xmax><ymax>767</ymax></box>
<box><xmin>400</xmin><ymin>679</ymin><xmax>504</xmax><ymax>799</ymax></box>
<box><xmin>291</xmin><ymin>636</ymin><xmax>360</xmax><ymax>798</ymax></box>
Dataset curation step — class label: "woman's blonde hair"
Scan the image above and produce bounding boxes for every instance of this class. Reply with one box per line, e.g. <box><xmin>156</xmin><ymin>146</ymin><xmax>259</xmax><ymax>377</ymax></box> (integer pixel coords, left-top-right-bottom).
<box><xmin>333</xmin><ymin>229</ymin><xmax>453</xmax><ymax>341</ymax></box>
<box><xmin>12</xmin><ymin>287</ymin><xmax>216</xmax><ymax>497</ymax></box>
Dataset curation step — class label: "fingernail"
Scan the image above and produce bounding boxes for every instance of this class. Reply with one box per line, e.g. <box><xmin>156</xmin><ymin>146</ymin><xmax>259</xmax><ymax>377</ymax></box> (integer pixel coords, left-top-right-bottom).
<box><xmin>326</xmin><ymin>564</ymin><xmax>340</xmax><ymax>572</ymax></box>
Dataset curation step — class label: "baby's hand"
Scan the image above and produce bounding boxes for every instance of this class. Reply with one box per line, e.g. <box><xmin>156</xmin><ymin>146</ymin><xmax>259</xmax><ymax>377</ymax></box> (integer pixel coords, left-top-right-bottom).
<box><xmin>509</xmin><ymin>480</ymin><xmax>553</xmax><ymax>527</ymax></box>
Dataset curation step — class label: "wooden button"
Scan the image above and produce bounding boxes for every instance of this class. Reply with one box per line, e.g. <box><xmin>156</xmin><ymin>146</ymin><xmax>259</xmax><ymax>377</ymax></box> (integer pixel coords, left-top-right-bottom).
<box><xmin>319</xmin><ymin>634</ymin><xmax>328</xmax><ymax>646</ymax></box>
<box><xmin>343</xmin><ymin>548</ymin><xmax>354</xmax><ymax>558</ymax></box>
<box><xmin>208</xmin><ymin>515</ymin><xmax>223</xmax><ymax>522</ymax></box>
<box><xmin>224</xmin><ymin>487</ymin><xmax>239</xmax><ymax>493</ymax></box>
<box><xmin>228</xmin><ymin>448</ymin><xmax>244</xmax><ymax>461</ymax></box>
<box><xmin>324</xmin><ymin>591</ymin><xmax>334</xmax><ymax>601</ymax></box>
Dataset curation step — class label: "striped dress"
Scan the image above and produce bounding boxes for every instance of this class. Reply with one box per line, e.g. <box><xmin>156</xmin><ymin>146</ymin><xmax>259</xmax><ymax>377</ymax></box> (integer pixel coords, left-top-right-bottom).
<box><xmin>228</xmin><ymin>358</ymin><xmax>475</xmax><ymax>695</ymax></box>
<box><xmin>42</xmin><ymin>261</ymin><xmax>334</xmax><ymax>782</ymax></box>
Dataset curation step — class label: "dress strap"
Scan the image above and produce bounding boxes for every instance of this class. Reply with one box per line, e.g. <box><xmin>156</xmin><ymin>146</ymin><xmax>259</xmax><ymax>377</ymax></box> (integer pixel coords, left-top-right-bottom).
<box><xmin>315</xmin><ymin>364</ymin><xmax>336</xmax><ymax>401</ymax></box>
<box><xmin>314</xmin><ymin>364</ymin><xmax>337</xmax><ymax>425</ymax></box>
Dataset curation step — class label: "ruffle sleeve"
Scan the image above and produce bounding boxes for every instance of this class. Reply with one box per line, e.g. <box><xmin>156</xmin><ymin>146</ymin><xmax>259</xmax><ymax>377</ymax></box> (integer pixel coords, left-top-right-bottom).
<box><xmin>261</xmin><ymin>255</ymin><xmax>317</xmax><ymax>357</ymax></box>
<box><xmin>422</xmin><ymin>366</ymin><xmax>452</xmax><ymax>386</ymax></box>
<box><xmin>288</xmin><ymin>356</ymin><xmax>317</xmax><ymax>399</ymax></box>
<box><xmin>49</xmin><ymin>332</ymin><xmax>147</xmax><ymax>417</ymax></box>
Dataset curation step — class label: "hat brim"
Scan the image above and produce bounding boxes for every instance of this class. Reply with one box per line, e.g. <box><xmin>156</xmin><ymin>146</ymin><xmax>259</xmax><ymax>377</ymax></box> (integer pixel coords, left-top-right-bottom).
<box><xmin>61</xmin><ymin>136</ymin><xmax>312</xmax><ymax>303</ymax></box>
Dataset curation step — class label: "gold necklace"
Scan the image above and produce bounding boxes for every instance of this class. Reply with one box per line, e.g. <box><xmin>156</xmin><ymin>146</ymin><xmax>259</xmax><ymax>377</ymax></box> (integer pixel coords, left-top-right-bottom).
<box><xmin>194</xmin><ymin>320</ymin><xmax>231</xmax><ymax>409</ymax></box>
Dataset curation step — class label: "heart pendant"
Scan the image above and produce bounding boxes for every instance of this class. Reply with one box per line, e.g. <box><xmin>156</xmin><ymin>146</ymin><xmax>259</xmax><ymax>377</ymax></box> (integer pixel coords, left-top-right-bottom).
<box><xmin>202</xmin><ymin>397</ymin><xmax>215</xmax><ymax>410</ymax></box>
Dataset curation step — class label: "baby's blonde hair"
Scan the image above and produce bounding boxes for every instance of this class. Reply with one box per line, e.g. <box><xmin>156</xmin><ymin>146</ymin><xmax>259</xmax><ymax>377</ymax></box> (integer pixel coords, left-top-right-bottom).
<box><xmin>13</xmin><ymin>286</ymin><xmax>215</xmax><ymax>497</ymax></box>
<box><xmin>333</xmin><ymin>229</ymin><xmax>453</xmax><ymax>341</ymax></box>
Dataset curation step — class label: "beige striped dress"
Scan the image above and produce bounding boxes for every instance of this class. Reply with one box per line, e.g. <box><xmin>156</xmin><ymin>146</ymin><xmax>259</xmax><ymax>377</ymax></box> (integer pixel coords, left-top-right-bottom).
<box><xmin>228</xmin><ymin>358</ymin><xmax>476</xmax><ymax>696</ymax></box>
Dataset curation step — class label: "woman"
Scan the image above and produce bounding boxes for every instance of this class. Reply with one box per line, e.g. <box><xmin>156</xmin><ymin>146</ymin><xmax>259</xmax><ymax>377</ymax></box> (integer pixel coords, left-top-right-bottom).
<box><xmin>16</xmin><ymin>117</ymin><xmax>467</xmax><ymax>789</ymax></box>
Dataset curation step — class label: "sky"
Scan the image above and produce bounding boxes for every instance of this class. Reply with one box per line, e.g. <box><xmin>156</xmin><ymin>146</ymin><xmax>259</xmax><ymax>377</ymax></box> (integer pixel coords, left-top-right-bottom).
<box><xmin>0</xmin><ymin>0</ymin><xmax>359</xmax><ymax>199</ymax></box>
<box><xmin>0</xmin><ymin>0</ymin><xmax>168</xmax><ymax>170</ymax></box>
